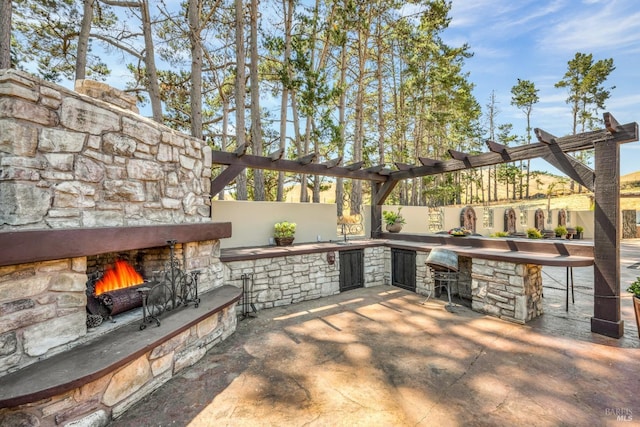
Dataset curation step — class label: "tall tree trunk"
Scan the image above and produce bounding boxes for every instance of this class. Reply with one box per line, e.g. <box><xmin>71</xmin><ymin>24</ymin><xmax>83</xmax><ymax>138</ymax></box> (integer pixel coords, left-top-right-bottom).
<box><xmin>525</xmin><ymin>159</ymin><xmax>530</xmax><ymax>198</ymax></box>
<box><xmin>140</xmin><ymin>0</ymin><xmax>162</xmax><ymax>122</ymax></box>
<box><xmin>375</xmin><ymin>13</ymin><xmax>385</xmax><ymax>166</ymax></box>
<box><xmin>249</xmin><ymin>0</ymin><xmax>264</xmax><ymax>200</ymax></box>
<box><xmin>336</xmin><ymin>22</ymin><xmax>348</xmax><ymax>215</ymax></box>
<box><xmin>290</xmin><ymin>90</ymin><xmax>303</xmax><ymax>201</ymax></box>
<box><xmin>218</xmin><ymin>94</ymin><xmax>230</xmax><ymax>200</ymax></box>
<box><xmin>351</xmin><ymin>7</ymin><xmax>371</xmax><ymax>215</ymax></box>
<box><xmin>277</xmin><ymin>0</ymin><xmax>293</xmax><ymax>202</ymax></box>
<box><xmin>234</xmin><ymin>0</ymin><xmax>247</xmax><ymax>200</ymax></box>
<box><xmin>188</xmin><ymin>0</ymin><xmax>203</xmax><ymax>139</ymax></box>
<box><xmin>75</xmin><ymin>0</ymin><xmax>94</xmax><ymax>80</ymax></box>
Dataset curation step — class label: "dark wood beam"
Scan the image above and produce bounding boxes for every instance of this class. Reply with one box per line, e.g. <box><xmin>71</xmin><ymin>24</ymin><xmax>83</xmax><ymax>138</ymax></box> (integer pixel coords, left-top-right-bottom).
<box><xmin>268</xmin><ymin>148</ymin><xmax>285</xmax><ymax>161</ymax></box>
<box><xmin>370</xmin><ymin>180</ymin><xmax>399</xmax><ymax>236</ymax></box>
<box><xmin>486</xmin><ymin>140</ymin><xmax>511</xmax><ymax>161</ymax></box>
<box><xmin>534</xmin><ymin>128</ymin><xmax>557</xmax><ymax>144</ymax></box>
<box><xmin>389</xmin><ymin>122</ymin><xmax>638</xmax><ymax>181</ymax></box>
<box><xmin>486</xmin><ymin>140</ymin><xmax>507</xmax><ymax>153</ymax></box>
<box><xmin>604</xmin><ymin>112</ymin><xmax>619</xmax><ymax>134</ymax></box>
<box><xmin>418</xmin><ymin>157</ymin><xmax>441</xmax><ymax>167</ymax></box>
<box><xmin>591</xmin><ymin>135</ymin><xmax>624</xmax><ymax>338</ymax></box>
<box><xmin>370</xmin><ymin>183</ymin><xmax>383</xmax><ymax>237</ymax></box>
<box><xmin>541</xmin><ymin>150</ymin><xmax>595</xmax><ymax>191</ymax></box>
<box><xmin>448</xmin><ymin>149</ymin><xmax>468</xmax><ymax>161</ymax></box>
<box><xmin>394</xmin><ymin>162</ymin><xmax>414</xmax><ymax>171</ymax></box>
<box><xmin>0</xmin><ymin>223</ymin><xmax>232</xmax><ymax>267</ymax></box>
<box><xmin>373</xmin><ymin>180</ymin><xmax>400</xmax><ymax>205</ymax></box>
<box><xmin>448</xmin><ymin>149</ymin><xmax>475</xmax><ymax>168</ymax></box>
<box><xmin>321</xmin><ymin>157</ymin><xmax>342</xmax><ymax>168</ymax></box>
<box><xmin>297</xmin><ymin>153</ymin><xmax>316</xmax><ymax>165</ymax></box>
<box><xmin>536</xmin><ymin>129</ymin><xmax>595</xmax><ymax>191</ymax></box>
<box><xmin>234</xmin><ymin>143</ymin><xmax>247</xmax><ymax>156</ymax></box>
<box><xmin>345</xmin><ymin>161</ymin><xmax>364</xmax><ymax>171</ymax></box>
<box><xmin>210</xmin><ymin>151</ymin><xmax>388</xmax><ymax>182</ymax></box>
<box><xmin>378</xmin><ymin>168</ymin><xmax>393</xmax><ymax>176</ymax></box>
<box><xmin>210</xmin><ymin>164</ymin><xmax>245</xmax><ymax>196</ymax></box>
<box><xmin>363</xmin><ymin>164</ymin><xmax>384</xmax><ymax>173</ymax></box>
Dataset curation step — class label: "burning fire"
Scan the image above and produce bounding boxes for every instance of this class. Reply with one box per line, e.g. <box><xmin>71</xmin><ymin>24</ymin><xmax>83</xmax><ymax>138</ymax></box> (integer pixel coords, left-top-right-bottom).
<box><xmin>94</xmin><ymin>260</ymin><xmax>143</xmax><ymax>296</ymax></box>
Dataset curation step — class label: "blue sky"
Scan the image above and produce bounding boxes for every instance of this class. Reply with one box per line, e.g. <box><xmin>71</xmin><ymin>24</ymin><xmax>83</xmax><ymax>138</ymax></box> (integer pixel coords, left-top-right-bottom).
<box><xmin>441</xmin><ymin>0</ymin><xmax>640</xmax><ymax>176</ymax></box>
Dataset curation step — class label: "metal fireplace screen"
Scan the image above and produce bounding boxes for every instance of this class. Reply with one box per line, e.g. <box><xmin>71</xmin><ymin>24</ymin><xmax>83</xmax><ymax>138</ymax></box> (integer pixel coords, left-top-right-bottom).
<box><xmin>86</xmin><ymin>240</ymin><xmax>200</xmax><ymax>330</ymax></box>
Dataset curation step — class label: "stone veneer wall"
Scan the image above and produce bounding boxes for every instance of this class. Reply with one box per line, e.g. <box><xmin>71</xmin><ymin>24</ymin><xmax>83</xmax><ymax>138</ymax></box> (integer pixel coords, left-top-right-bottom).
<box><xmin>0</xmin><ymin>69</ymin><xmax>212</xmax><ymax>229</ymax></box>
<box><xmin>471</xmin><ymin>259</ymin><xmax>543</xmax><ymax>323</ymax></box>
<box><xmin>0</xmin><ymin>240</ymin><xmax>223</xmax><ymax>377</ymax></box>
<box><xmin>223</xmin><ymin>247</ymin><xmax>387</xmax><ymax>310</ymax></box>
<box><xmin>0</xmin><ymin>304</ymin><xmax>237</xmax><ymax>427</ymax></box>
<box><xmin>0</xmin><ymin>68</ymin><xmax>225</xmax><ymax>374</ymax></box>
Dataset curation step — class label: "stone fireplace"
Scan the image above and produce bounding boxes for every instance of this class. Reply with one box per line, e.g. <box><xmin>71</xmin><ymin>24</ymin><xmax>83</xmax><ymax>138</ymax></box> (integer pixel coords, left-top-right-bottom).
<box><xmin>0</xmin><ymin>70</ymin><xmax>239</xmax><ymax>426</ymax></box>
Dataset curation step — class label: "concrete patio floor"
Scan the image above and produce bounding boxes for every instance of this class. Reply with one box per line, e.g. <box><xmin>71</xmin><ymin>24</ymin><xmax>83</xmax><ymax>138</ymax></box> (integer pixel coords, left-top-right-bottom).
<box><xmin>110</xmin><ymin>241</ymin><xmax>640</xmax><ymax>427</ymax></box>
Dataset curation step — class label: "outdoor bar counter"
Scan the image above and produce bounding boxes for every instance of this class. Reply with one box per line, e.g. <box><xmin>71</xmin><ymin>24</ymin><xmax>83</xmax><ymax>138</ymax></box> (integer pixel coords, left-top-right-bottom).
<box><xmin>222</xmin><ymin>233</ymin><xmax>594</xmax><ymax>267</ymax></box>
<box><xmin>221</xmin><ymin>234</ymin><xmax>594</xmax><ymax>325</ymax></box>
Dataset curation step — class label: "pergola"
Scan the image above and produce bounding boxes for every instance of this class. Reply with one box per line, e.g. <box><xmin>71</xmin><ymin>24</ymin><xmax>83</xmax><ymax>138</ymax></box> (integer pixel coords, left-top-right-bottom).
<box><xmin>209</xmin><ymin>113</ymin><xmax>639</xmax><ymax>338</ymax></box>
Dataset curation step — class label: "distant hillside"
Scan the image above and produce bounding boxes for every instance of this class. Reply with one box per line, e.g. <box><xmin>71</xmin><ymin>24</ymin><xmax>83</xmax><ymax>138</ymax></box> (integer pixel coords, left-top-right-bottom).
<box><xmin>282</xmin><ymin>170</ymin><xmax>640</xmax><ymax>211</ymax></box>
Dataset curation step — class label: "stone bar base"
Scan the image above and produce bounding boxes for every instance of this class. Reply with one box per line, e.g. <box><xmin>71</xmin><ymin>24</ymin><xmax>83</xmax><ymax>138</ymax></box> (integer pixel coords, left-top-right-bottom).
<box><xmin>223</xmin><ymin>246</ymin><xmax>386</xmax><ymax>310</ymax></box>
<box><xmin>471</xmin><ymin>259</ymin><xmax>543</xmax><ymax>324</ymax></box>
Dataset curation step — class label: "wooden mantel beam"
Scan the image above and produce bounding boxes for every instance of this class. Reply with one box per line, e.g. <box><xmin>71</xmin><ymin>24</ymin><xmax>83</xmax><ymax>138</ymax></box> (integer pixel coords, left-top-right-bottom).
<box><xmin>210</xmin><ymin>150</ymin><xmax>388</xmax><ymax>182</ymax></box>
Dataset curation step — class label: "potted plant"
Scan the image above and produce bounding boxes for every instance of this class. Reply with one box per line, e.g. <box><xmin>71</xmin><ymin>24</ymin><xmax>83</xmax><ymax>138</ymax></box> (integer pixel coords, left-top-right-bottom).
<box><xmin>448</xmin><ymin>227</ymin><xmax>471</xmax><ymax>237</ymax></box>
<box><xmin>575</xmin><ymin>225</ymin><xmax>584</xmax><ymax>239</ymax></box>
<box><xmin>626</xmin><ymin>278</ymin><xmax>640</xmax><ymax>339</ymax></box>
<box><xmin>554</xmin><ymin>225</ymin><xmax>567</xmax><ymax>238</ymax></box>
<box><xmin>383</xmin><ymin>208</ymin><xmax>405</xmax><ymax>232</ymax></box>
<box><xmin>274</xmin><ymin>221</ymin><xmax>296</xmax><ymax>246</ymax></box>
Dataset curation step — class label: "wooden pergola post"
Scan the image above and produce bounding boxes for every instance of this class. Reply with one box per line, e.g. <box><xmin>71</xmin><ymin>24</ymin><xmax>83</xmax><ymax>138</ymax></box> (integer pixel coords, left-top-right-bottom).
<box><xmin>591</xmin><ymin>116</ymin><xmax>624</xmax><ymax>338</ymax></box>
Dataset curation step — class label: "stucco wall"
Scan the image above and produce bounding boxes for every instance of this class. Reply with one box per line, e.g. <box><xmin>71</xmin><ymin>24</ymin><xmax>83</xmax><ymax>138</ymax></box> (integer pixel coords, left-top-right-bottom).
<box><xmin>212</xmin><ymin>200</ymin><xmax>341</xmax><ymax>248</ymax></box>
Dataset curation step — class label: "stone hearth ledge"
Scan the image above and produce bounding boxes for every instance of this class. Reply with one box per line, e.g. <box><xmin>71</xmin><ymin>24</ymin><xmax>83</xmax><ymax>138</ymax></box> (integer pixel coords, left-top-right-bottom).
<box><xmin>0</xmin><ymin>285</ymin><xmax>241</xmax><ymax>409</ymax></box>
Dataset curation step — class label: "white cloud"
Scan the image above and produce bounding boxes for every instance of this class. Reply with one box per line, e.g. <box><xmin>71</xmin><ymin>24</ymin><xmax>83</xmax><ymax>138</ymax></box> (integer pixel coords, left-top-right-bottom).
<box><xmin>537</xmin><ymin>0</ymin><xmax>640</xmax><ymax>53</ymax></box>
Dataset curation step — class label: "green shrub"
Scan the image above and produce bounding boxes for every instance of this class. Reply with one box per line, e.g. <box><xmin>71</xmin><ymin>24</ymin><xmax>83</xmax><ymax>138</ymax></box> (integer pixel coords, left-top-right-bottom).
<box><xmin>575</xmin><ymin>225</ymin><xmax>584</xmax><ymax>233</ymax></box>
<box><xmin>627</xmin><ymin>277</ymin><xmax>640</xmax><ymax>297</ymax></box>
<box><xmin>383</xmin><ymin>207</ymin><xmax>406</xmax><ymax>225</ymax></box>
<box><xmin>527</xmin><ymin>228</ymin><xmax>543</xmax><ymax>239</ymax></box>
<box><xmin>490</xmin><ymin>231</ymin><xmax>510</xmax><ymax>238</ymax></box>
<box><xmin>274</xmin><ymin>221</ymin><xmax>296</xmax><ymax>238</ymax></box>
<box><xmin>554</xmin><ymin>225</ymin><xmax>567</xmax><ymax>236</ymax></box>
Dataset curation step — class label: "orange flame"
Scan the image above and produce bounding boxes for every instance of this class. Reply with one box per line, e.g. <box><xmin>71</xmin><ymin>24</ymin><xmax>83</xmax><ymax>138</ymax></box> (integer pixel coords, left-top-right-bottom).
<box><xmin>94</xmin><ymin>260</ymin><xmax>144</xmax><ymax>296</ymax></box>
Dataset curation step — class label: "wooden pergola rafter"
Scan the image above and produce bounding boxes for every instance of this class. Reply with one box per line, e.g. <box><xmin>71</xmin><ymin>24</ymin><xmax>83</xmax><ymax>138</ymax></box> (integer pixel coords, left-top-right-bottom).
<box><xmin>209</xmin><ymin>113</ymin><xmax>639</xmax><ymax>338</ymax></box>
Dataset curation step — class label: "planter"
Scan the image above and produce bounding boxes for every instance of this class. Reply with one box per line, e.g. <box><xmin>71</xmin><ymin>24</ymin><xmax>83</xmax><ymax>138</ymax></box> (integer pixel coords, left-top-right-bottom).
<box><xmin>575</xmin><ymin>232</ymin><xmax>583</xmax><ymax>239</ymax></box>
<box><xmin>275</xmin><ymin>237</ymin><xmax>294</xmax><ymax>246</ymax></box>
<box><xmin>633</xmin><ymin>296</ymin><xmax>640</xmax><ymax>339</ymax></box>
<box><xmin>386</xmin><ymin>223</ymin><xmax>403</xmax><ymax>233</ymax></box>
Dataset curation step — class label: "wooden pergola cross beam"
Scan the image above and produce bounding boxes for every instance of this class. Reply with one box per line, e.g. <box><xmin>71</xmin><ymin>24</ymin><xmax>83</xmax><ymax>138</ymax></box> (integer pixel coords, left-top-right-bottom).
<box><xmin>535</xmin><ymin>128</ymin><xmax>595</xmax><ymax>191</ymax></box>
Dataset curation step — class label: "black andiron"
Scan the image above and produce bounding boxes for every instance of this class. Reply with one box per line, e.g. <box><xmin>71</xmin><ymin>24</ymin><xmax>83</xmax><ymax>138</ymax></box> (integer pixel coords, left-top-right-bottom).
<box><xmin>138</xmin><ymin>240</ymin><xmax>201</xmax><ymax>330</ymax></box>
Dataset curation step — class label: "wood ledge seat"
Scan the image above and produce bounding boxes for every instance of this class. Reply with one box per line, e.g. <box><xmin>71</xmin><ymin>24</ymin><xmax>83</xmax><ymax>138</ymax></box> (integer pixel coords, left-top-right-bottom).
<box><xmin>0</xmin><ymin>285</ymin><xmax>242</xmax><ymax>408</ymax></box>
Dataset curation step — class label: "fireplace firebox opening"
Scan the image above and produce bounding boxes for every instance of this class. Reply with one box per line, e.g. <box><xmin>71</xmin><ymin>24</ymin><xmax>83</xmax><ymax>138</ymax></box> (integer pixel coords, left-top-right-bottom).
<box><xmin>85</xmin><ymin>240</ymin><xmax>200</xmax><ymax>330</ymax></box>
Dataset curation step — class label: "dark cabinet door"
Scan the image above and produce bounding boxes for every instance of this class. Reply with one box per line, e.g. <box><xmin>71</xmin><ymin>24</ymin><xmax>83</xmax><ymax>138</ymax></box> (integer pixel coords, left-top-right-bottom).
<box><xmin>392</xmin><ymin>248</ymin><xmax>416</xmax><ymax>291</ymax></box>
<box><xmin>339</xmin><ymin>249</ymin><xmax>364</xmax><ymax>292</ymax></box>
